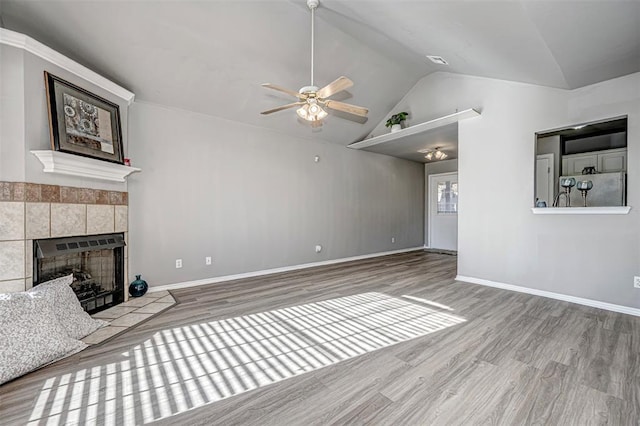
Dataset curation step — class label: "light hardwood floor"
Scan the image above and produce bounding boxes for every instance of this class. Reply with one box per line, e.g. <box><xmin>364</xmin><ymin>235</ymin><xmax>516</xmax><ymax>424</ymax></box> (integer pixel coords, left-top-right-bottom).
<box><xmin>1</xmin><ymin>251</ymin><xmax>638</xmax><ymax>425</ymax></box>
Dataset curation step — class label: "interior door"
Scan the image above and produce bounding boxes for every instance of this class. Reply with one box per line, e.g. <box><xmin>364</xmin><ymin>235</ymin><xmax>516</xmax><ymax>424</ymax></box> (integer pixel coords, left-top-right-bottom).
<box><xmin>428</xmin><ymin>172</ymin><xmax>458</xmax><ymax>251</ymax></box>
<box><xmin>536</xmin><ymin>153</ymin><xmax>554</xmax><ymax>206</ymax></box>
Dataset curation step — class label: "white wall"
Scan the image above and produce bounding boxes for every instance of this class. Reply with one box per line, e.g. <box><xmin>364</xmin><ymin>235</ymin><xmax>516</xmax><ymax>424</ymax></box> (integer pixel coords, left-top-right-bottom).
<box><xmin>388</xmin><ymin>71</ymin><xmax>640</xmax><ymax>309</ymax></box>
<box><xmin>128</xmin><ymin>101</ymin><xmax>424</xmax><ymax>287</ymax></box>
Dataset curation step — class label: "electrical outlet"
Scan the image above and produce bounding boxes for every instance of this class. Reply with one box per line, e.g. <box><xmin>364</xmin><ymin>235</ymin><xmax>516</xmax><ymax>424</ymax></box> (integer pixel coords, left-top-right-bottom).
<box><xmin>391</xmin><ymin>237</ymin><xmax>396</xmax><ymax>243</ymax></box>
<box><xmin>205</xmin><ymin>256</ymin><xmax>212</xmax><ymax>265</ymax></box>
<box><xmin>175</xmin><ymin>259</ymin><xmax>182</xmax><ymax>268</ymax></box>
<box><xmin>315</xmin><ymin>245</ymin><xmax>322</xmax><ymax>253</ymax></box>
<box><xmin>634</xmin><ymin>276</ymin><xmax>640</xmax><ymax>288</ymax></box>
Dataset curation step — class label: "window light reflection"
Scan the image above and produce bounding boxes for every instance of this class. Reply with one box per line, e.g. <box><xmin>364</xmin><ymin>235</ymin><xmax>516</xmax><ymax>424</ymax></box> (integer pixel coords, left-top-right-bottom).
<box><xmin>28</xmin><ymin>292</ymin><xmax>466</xmax><ymax>425</ymax></box>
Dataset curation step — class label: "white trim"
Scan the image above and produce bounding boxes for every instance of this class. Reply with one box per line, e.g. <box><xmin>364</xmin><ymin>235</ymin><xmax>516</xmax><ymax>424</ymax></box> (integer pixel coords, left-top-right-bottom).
<box><xmin>531</xmin><ymin>206</ymin><xmax>631</xmax><ymax>215</ymax></box>
<box><xmin>149</xmin><ymin>247</ymin><xmax>424</xmax><ymax>293</ymax></box>
<box><xmin>0</xmin><ymin>28</ymin><xmax>134</xmax><ymax>104</ymax></box>
<box><xmin>456</xmin><ymin>275</ymin><xmax>640</xmax><ymax>317</ymax></box>
<box><xmin>31</xmin><ymin>150</ymin><xmax>141</xmax><ymax>182</ymax></box>
<box><xmin>348</xmin><ymin>109</ymin><xmax>480</xmax><ymax>150</ymax></box>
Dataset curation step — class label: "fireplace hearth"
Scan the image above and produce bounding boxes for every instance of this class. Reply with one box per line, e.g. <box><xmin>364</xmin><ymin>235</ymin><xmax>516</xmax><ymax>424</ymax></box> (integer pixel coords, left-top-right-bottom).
<box><xmin>33</xmin><ymin>234</ymin><xmax>125</xmax><ymax>314</ymax></box>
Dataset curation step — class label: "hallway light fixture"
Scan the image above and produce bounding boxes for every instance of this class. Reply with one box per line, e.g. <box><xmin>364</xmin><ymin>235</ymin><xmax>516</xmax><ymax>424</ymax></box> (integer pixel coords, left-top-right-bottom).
<box><xmin>424</xmin><ymin>147</ymin><xmax>448</xmax><ymax>161</ymax></box>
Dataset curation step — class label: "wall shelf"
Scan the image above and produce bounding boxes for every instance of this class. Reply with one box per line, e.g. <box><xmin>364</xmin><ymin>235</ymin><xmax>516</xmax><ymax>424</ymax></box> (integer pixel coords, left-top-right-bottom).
<box><xmin>348</xmin><ymin>109</ymin><xmax>480</xmax><ymax>150</ymax></box>
<box><xmin>531</xmin><ymin>206</ymin><xmax>631</xmax><ymax>215</ymax></box>
<box><xmin>31</xmin><ymin>150</ymin><xmax>141</xmax><ymax>182</ymax></box>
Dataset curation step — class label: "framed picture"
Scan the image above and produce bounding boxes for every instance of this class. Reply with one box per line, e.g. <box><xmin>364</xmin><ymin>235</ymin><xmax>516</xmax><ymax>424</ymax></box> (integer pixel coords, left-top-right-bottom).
<box><xmin>44</xmin><ymin>71</ymin><xmax>124</xmax><ymax>164</ymax></box>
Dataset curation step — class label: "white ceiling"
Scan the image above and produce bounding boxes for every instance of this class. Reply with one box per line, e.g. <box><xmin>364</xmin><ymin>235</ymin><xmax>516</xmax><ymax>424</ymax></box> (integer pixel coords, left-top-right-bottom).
<box><xmin>1</xmin><ymin>0</ymin><xmax>639</xmax><ymax>150</ymax></box>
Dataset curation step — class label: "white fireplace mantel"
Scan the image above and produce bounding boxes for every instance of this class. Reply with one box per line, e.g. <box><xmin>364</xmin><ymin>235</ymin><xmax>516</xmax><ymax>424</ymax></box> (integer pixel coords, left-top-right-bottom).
<box><xmin>31</xmin><ymin>150</ymin><xmax>141</xmax><ymax>182</ymax></box>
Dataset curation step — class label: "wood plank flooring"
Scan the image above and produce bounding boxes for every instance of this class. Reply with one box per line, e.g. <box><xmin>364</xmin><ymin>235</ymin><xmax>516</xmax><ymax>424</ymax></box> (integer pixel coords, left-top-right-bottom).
<box><xmin>1</xmin><ymin>251</ymin><xmax>638</xmax><ymax>425</ymax></box>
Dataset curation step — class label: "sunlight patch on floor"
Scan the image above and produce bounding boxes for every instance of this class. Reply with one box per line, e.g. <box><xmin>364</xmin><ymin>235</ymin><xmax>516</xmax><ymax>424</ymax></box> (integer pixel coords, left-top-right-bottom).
<box><xmin>28</xmin><ymin>292</ymin><xmax>466</xmax><ymax>425</ymax></box>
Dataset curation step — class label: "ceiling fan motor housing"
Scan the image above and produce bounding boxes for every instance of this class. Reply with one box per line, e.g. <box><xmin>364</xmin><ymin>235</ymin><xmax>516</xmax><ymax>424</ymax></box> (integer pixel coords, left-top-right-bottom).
<box><xmin>299</xmin><ymin>85</ymin><xmax>319</xmax><ymax>95</ymax></box>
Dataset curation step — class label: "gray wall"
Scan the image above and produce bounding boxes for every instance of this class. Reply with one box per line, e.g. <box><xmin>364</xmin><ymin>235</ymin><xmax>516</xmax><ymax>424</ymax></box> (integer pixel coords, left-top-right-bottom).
<box><xmin>128</xmin><ymin>101</ymin><xmax>425</xmax><ymax>287</ymax></box>
<box><xmin>0</xmin><ymin>45</ymin><xmax>26</xmax><ymax>181</ymax></box>
<box><xmin>424</xmin><ymin>159</ymin><xmax>458</xmax><ymax>245</ymax></box>
<box><xmin>383</xmin><ymin>71</ymin><xmax>640</xmax><ymax>309</ymax></box>
<box><xmin>0</xmin><ymin>45</ymin><xmax>129</xmax><ymax>191</ymax></box>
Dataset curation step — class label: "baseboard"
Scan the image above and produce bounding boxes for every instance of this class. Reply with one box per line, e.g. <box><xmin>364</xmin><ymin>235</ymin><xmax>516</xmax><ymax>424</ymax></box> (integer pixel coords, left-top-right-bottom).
<box><xmin>149</xmin><ymin>247</ymin><xmax>425</xmax><ymax>293</ymax></box>
<box><xmin>455</xmin><ymin>275</ymin><xmax>640</xmax><ymax>317</ymax></box>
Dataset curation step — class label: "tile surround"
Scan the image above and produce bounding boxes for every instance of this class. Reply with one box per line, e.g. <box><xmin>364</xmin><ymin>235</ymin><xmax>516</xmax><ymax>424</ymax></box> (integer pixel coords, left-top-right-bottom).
<box><xmin>0</xmin><ymin>182</ymin><xmax>127</xmax><ymax>204</ymax></box>
<box><xmin>40</xmin><ymin>185</ymin><xmax>61</xmax><ymax>203</ymax></box>
<box><xmin>51</xmin><ymin>203</ymin><xmax>86</xmax><ymax>237</ymax></box>
<box><xmin>0</xmin><ymin>202</ymin><xmax>25</xmax><ymax>240</ymax></box>
<box><xmin>87</xmin><ymin>204</ymin><xmax>115</xmax><ymax>234</ymax></box>
<box><xmin>25</xmin><ymin>276</ymin><xmax>33</xmax><ymax>290</ymax></box>
<box><xmin>0</xmin><ymin>181</ymin><xmax>129</xmax><ymax>293</ymax></box>
<box><xmin>25</xmin><ymin>183</ymin><xmax>41</xmax><ymax>202</ymax></box>
<box><xmin>115</xmin><ymin>205</ymin><xmax>128</xmax><ymax>233</ymax></box>
<box><xmin>60</xmin><ymin>186</ymin><xmax>80</xmax><ymax>204</ymax></box>
<box><xmin>25</xmin><ymin>242</ymin><xmax>33</xmax><ymax>279</ymax></box>
<box><xmin>25</xmin><ymin>202</ymin><xmax>50</xmax><ymax>239</ymax></box>
<box><xmin>0</xmin><ymin>240</ymin><xmax>25</xmax><ymax>281</ymax></box>
<box><xmin>0</xmin><ymin>279</ymin><xmax>26</xmax><ymax>293</ymax></box>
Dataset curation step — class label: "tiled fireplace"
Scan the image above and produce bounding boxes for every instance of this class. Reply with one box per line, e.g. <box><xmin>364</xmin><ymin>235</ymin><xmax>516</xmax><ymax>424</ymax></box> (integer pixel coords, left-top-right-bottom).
<box><xmin>0</xmin><ymin>182</ymin><xmax>128</xmax><ymax>298</ymax></box>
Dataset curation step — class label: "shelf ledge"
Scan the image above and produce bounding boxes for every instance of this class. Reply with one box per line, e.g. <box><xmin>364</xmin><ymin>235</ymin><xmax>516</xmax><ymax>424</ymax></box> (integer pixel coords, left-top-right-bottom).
<box><xmin>348</xmin><ymin>108</ymin><xmax>480</xmax><ymax>150</ymax></box>
<box><xmin>31</xmin><ymin>150</ymin><xmax>141</xmax><ymax>182</ymax></box>
<box><xmin>531</xmin><ymin>206</ymin><xmax>631</xmax><ymax>215</ymax></box>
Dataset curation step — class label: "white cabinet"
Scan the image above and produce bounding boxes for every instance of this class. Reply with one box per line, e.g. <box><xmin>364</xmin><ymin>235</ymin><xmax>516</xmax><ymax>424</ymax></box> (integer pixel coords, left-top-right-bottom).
<box><xmin>562</xmin><ymin>148</ymin><xmax>626</xmax><ymax>175</ymax></box>
<box><xmin>599</xmin><ymin>149</ymin><xmax>627</xmax><ymax>172</ymax></box>
<box><xmin>563</xmin><ymin>154</ymin><xmax>598</xmax><ymax>175</ymax></box>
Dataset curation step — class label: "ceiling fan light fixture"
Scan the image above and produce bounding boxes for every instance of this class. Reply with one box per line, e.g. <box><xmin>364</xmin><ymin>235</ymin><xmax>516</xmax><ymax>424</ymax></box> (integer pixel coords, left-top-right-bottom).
<box><xmin>297</xmin><ymin>102</ymin><xmax>327</xmax><ymax>121</ymax></box>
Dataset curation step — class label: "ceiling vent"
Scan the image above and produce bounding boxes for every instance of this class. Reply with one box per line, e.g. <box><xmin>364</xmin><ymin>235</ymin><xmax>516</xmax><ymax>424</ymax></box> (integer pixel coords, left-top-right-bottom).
<box><xmin>426</xmin><ymin>55</ymin><xmax>449</xmax><ymax>65</ymax></box>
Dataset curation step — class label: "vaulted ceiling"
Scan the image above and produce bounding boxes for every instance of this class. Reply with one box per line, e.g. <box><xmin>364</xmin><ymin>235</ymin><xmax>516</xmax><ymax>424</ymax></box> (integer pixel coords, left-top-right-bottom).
<box><xmin>1</xmin><ymin>0</ymin><xmax>638</xmax><ymax>145</ymax></box>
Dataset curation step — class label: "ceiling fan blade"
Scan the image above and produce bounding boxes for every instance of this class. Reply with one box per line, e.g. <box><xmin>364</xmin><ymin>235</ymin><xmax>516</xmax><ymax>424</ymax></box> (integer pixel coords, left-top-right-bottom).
<box><xmin>261</xmin><ymin>83</ymin><xmax>304</xmax><ymax>99</ymax></box>
<box><xmin>260</xmin><ymin>102</ymin><xmax>304</xmax><ymax>115</ymax></box>
<box><xmin>316</xmin><ymin>76</ymin><xmax>353</xmax><ymax>99</ymax></box>
<box><xmin>323</xmin><ymin>100</ymin><xmax>368</xmax><ymax>117</ymax></box>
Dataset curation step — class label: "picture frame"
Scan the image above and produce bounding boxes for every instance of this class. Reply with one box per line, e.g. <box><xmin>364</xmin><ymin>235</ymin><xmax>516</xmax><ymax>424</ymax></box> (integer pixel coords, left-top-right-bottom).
<box><xmin>44</xmin><ymin>71</ymin><xmax>124</xmax><ymax>164</ymax></box>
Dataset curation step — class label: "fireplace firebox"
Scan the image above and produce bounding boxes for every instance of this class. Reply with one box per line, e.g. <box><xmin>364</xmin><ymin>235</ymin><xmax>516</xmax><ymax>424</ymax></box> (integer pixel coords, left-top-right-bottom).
<box><xmin>33</xmin><ymin>233</ymin><xmax>125</xmax><ymax>314</ymax></box>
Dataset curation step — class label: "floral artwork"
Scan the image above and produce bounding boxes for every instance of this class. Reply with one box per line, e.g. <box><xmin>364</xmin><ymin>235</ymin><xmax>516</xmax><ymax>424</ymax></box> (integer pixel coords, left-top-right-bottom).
<box><xmin>45</xmin><ymin>72</ymin><xmax>123</xmax><ymax>164</ymax></box>
<box><xmin>63</xmin><ymin>94</ymin><xmax>115</xmax><ymax>154</ymax></box>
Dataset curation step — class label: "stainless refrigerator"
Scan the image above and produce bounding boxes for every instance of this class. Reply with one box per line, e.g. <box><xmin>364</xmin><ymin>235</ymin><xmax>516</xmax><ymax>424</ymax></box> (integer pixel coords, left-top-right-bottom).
<box><xmin>560</xmin><ymin>171</ymin><xmax>626</xmax><ymax>207</ymax></box>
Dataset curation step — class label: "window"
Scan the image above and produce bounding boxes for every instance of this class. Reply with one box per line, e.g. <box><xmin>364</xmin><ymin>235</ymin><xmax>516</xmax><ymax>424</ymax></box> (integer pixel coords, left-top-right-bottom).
<box><xmin>437</xmin><ymin>181</ymin><xmax>458</xmax><ymax>213</ymax></box>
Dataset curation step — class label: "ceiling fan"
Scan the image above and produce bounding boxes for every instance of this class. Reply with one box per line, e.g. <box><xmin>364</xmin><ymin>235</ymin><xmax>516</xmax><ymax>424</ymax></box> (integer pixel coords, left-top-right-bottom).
<box><xmin>260</xmin><ymin>0</ymin><xmax>368</xmax><ymax>125</ymax></box>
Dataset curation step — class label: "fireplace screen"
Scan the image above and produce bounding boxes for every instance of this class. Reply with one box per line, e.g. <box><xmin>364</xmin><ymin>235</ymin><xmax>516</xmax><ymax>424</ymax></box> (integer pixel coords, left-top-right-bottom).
<box><xmin>34</xmin><ymin>234</ymin><xmax>125</xmax><ymax>314</ymax></box>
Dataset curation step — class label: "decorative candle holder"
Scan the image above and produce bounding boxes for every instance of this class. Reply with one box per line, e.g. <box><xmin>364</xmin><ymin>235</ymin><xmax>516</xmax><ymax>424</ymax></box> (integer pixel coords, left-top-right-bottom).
<box><xmin>576</xmin><ymin>180</ymin><xmax>593</xmax><ymax>207</ymax></box>
<box><xmin>553</xmin><ymin>177</ymin><xmax>576</xmax><ymax>207</ymax></box>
